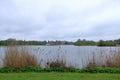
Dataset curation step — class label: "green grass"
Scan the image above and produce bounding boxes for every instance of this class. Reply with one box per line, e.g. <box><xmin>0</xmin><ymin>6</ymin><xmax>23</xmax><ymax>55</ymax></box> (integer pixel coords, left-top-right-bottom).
<box><xmin>0</xmin><ymin>72</ymin><xmax>120</xmax><ymax>80</ymax></box>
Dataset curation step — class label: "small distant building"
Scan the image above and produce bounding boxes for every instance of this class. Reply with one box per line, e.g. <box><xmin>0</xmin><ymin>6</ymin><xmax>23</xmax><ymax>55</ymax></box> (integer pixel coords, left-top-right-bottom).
<box><xmin>46</xmin><ymin>41</ymin><xmax>73</xmax><ymax>45</ymax></box>
<box><xmin>7</xmin><ymin>38</ymin><xmax>16</xmax><ymax>41</ymax></box>
<box><xmin>6</xmin><ymin>38</ymin><xmax>16</xmax><ymax>45</ymax></box>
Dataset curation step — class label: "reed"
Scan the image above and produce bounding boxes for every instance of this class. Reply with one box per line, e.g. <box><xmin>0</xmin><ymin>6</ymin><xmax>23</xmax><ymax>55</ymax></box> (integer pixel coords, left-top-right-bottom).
<box><xmin>86</xmin><ymin>53</ymin><xmax>97</xmax><ymax>68</ymax></box>
<box><xmin>3</xmin><ymin>45</ymin><xmax>38</xmax><ymax>67</ymax></box>
<box><xmin>105</xmin><ymin>49</ymin><xmax>120</xmax><ymax>67</ymax></box>
<box><xmin>86</xmin><ymin>49</ymin><xmax>120</xmax><ymax>68</ymax></box>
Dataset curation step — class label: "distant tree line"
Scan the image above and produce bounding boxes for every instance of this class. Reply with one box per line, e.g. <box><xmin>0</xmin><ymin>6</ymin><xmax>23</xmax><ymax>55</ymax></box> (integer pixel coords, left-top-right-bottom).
<box><xmin>74</xmin><ymin>39</ymin><xmax>97</xmax><ymax>46</ymax></box>
<box><xmin>74</xmin><ymin>39</ymin><xmax>120</xmax><ymax>46</ymax></box>
<box><xmin>0</xmin><ymin>39</ymin><xmax>73</xmax><ymax>46</ymax></box>
<box><xmin>47</xmin><ymin>41</ymin><xmax>73</xmax><ymax>45</ymax></box>
<box><xmin>0</xmin><ymin>38</ymin><xmax>120</xmax><ymax>46</ymax></box>
<box><xmin>97</xmin><ymin>39</ymin><xmax>120</xmax><ymax>46</ymax></box>
<box><xmin>0</xmin><ymin>39</ymin><xmax>47</xmax><ymax>46</ymax></box>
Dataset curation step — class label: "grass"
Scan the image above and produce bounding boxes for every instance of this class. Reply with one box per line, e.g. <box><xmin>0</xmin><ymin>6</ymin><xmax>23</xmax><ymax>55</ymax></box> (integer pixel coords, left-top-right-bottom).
<box><xmin>0</xmin><ymin>72</ymin><xmax>120</xmax><ymax>80</ymax></box>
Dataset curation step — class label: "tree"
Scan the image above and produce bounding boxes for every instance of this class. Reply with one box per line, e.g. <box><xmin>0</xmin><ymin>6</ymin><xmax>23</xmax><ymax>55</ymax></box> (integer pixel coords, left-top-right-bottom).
<box><xmin>97</xmin><ymin>40</ymin><xmax>106</xmax><ymax>46</ymax></box>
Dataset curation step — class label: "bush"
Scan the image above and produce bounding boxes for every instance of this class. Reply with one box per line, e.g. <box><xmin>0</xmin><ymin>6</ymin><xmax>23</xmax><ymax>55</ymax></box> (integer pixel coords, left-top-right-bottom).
<box><xmin>81</xmin><ymin>67</ymin><xmax>120</xmax><ymax>73</ymax></box>
<box><xmin>1</xmin><ymin>66</ymin><xmax>120</xmax><ymax>73</ymax></box>
<box><xmin>0</xmin><ymin>66</ymin><xmax>44</xmax><ymax>73</ymax></box>
<box><xmin>46</xmin><ymin>60</ymin><xmax>67</xmax><ymax>68</ymax></box>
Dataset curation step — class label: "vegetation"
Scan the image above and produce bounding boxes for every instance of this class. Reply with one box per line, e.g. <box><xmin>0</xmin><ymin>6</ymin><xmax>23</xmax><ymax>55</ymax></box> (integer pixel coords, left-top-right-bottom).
<box><xmin>3</xmin><ymin>46</ymin><xmax>38</xmax><ymax>67</ymax></box>
<box><xmin>0</xmin><ymin>72</ymin><xmax>120</xmax><ymax>80</ymax></box>
<box><xmin>46</xmin><ymin>60</ymin><xmax>67</xmax><ymax>68</ymax></box>
<box><xmin>1</xmin><ymin>38</ymin><xmax>120</xmax><ymax>46</ymax></box>
<box><xmin>74</xmin><ymin>39</ymin><xmax>97</xmax><ymax>46</ymax></box>
<box><xmin>97</xmin><ymin>40</ymin><xmax>116</xmax><ymax>46</ymax></box>
<box><xmin>86</xmin><ymin>49</ymin><xmax>120</xmax><ymax>68</ymax></box>
<box><xmin>1</xmin><ymin>66</ymin><xmax>120</xmax><ymax>73</ymax></box>
<box><xmin>1</xmin><ymin>39</ymin><xmax>120</xmax><ymax>77</ymax></box>
<box><xmin>97</xmin><ymin>39</ymin><xmax>120</xmax><ymax>46</ymax></box>
<box><xmin>0</xmin><ymin>39</ymin><xmax>47</xmax><ymax>46</ymax></box>
<box><xmin>74</xmin><ymin>38</ymin><xmax>120</xmax><ymax>46</ymax></box>
<box><xmin>1</xmin><ymin>39</ymin><xmax>120</xmax><ymax>80</ymax></box>
<box><xmin>2</xmin><ymin>45</ymin><xmax>120</xmax><ymax>74</ymax></box>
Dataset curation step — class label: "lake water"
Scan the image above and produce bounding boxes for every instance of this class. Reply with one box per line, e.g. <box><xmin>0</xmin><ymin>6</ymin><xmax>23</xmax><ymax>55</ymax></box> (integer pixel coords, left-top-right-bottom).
<box><xmin>0</xmin><ymin>45</ymin><xmax>120</xmax><ymax>68</ymax></box>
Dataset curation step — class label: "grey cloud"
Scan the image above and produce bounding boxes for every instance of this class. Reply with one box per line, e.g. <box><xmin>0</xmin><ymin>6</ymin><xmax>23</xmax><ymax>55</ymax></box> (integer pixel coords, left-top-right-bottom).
<box><xmin>0</xmin><ymin>0</ymin><xmax>120</xmax><ymax>41</ymax></box>
<box><xmin>82</xmin><ymin>19</ymin><xmax>120</xmax><ymax>40</ymax></box>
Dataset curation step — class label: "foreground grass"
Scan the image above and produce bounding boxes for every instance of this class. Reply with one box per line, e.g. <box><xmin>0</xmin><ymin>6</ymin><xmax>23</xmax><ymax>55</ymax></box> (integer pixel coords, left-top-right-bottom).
<box><xmin>0</xmin><ymin>72</ymin><xmax>120</xmax><ymax>80</ymax></box>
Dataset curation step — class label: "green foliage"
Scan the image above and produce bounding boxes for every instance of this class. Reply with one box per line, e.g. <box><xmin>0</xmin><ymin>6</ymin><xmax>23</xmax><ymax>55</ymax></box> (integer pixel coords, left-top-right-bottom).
<box><xmin>0</xmin><ymin>41</ymin><xmax>7</xmax><ymax>46</ymax></box>
<box><xmin>97</xmin><ymin>40</ymin><xmax>106</xmax><ymax>46</ymax></box>
<box><xmin>0</xmin><ymin>67</ymin><xmax>15</xmax><ymax>73</ymax></box>
<box><xmin>74</xmin><ymin>38</ymin><xmax>120</xmax><ymax>46</ymax></box>
<box><xmin>1</xmin><ymin>66</ymin><xmax>120</xmax><ymax>73</ymax></box>
<box><xmin>74</xmin><ymin>39</ymin><xmax>97</xmax><ymax>46</ymax></box>
<box><xmin>0</xmin><ymin>40</ymin><xmax>47</xmax><ymax>46</ymax></box>
<box><xmin>81</xmin><ymin>67</ymin><xmax>120</xmax><ymax>73</ymax></box>
<box><xmin>97</xmin><ymin>40</ymin><xmax>116</xmax><ymax>46</ymax></box>
<box><xmin>44</xmin><ymin>67</ymin><xmax>80</xmax><ymax>72</ymax></box>
<box><xmin>0</xmin><ymin>66</ymin><xmax>44</xmax><ymax>73</ymax></box>
<box><xmin>0</xmin><ymin>66</ymin><xmax>80</xmax><ymax>73</ymax></box>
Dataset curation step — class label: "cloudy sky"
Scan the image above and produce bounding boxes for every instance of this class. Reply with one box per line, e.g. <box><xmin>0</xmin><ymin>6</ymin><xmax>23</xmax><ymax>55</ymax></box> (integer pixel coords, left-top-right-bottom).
<box><xmin>0</xmin><ymin>0</ymin><xmax>120</xmax><ymax>41</ymax></box>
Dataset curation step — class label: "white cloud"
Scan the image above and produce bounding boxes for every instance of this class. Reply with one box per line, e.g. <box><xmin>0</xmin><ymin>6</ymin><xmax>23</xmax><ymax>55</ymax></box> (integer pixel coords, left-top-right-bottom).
<box><xmin>0</xmin><ymin>0</ymin><xmax>120</xmax><ymax>41</ymax></box>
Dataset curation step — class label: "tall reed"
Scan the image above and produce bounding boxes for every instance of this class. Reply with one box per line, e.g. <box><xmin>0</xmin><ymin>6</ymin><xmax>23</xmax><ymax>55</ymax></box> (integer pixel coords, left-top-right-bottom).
<box><xmin>3</xmin><ymin>45</ymin><xmax>38</xmax><ymax>67</ymax></box>
<box><xmin>105</xmin><ymin>49</ymin><xmax>120</xmax><ymax>67</ymax></box>
<box><xmin>86</xmin><ymin>49</ymin><xmax>120</xmax><ymax>68</ymax></box>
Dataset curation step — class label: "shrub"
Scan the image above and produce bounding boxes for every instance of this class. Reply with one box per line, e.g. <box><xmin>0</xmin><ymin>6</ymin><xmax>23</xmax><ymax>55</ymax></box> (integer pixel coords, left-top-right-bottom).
<box><xmin>46</xmin><ymin>60</ymin><xmax>67</xmax><ymax>68</ymax></box>
<box><xmin>0</xmin><ymin>66</ymin><xmax>43</xmax><ymax>73</ymax></box>
<box><xmin>81</xmin><ymin>67</ymin><xmax>120</xmax><ymax>73</ymax></box>
<box><xmin>1</xmin><ymin>66</ymin><xmax>120</xmax><ymax>73</ymax></box>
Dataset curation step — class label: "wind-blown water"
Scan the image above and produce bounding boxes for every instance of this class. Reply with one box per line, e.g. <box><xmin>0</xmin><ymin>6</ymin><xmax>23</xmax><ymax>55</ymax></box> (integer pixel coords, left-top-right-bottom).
<box><xmin>0</xmin><ymin>45</ymin><xmax>120</xmax><ymax>68</ymax></box>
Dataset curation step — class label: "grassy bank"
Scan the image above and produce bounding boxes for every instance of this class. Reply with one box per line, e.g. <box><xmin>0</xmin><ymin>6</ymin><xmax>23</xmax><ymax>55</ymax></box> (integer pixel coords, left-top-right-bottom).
<box><xmin>0</xmin><ymin>72</ymin><xmax>120</xmax><ymax>80</ymax></box>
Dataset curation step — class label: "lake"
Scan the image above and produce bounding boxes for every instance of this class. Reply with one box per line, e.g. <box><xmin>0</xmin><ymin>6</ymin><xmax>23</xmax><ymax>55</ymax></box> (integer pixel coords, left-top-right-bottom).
<box><xmin>0</xmin><ymin>45</ymin><xmax>120</xmax><ymax>68</ymax></box>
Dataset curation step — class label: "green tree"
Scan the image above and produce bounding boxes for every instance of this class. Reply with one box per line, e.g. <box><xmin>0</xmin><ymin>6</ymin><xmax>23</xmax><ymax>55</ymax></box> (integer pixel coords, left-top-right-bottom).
<box><xmin>97</xmin><ymin>40</ymin><xmax>106</xmax><ymax>46</ymax></box>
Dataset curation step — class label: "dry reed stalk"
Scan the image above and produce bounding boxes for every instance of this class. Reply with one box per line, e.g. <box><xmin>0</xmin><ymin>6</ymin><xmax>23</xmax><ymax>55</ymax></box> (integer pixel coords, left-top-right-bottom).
<box><xmin>3</xmin><ymin>46</ymin><xmax>38</xmax><ymax>67</ymax></box>
<box><xmin>86</xmin><ymin>49</ymin><xmax>120</xmax><ymax>68</ymax></box>
<box><xmin>105</xmin><ymin>49</ymin><xmax>120</xmax><ymax>67</ymax></box>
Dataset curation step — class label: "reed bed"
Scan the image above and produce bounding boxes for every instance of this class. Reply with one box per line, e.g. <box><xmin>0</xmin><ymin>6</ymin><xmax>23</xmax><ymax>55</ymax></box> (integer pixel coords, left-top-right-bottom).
<box><xmin>3</xmin><ymin>46</ymin><xmax>38</xmax><ymax>67</ymax></box>
<box><xmin>105</xmin><ymin>50</ymin><xmax>120</xmax><ymax>67</ymax></box>
<box><xmin>2</xmin><ymin>44</ymin><xmax>120</xmax><ymax>68</ymax></box>
<box><xmin>86</xmin><ymin>49</ymin><xmax>120</xmax><ymax>68</ymax></box>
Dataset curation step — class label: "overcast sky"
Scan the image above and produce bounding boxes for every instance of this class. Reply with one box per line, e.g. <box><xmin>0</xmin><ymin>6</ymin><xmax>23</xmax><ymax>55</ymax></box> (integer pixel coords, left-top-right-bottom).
<box><xmin>0</xmin><ymin>0</ymin><xmax>120</xmax><ymax>41</ymax></box>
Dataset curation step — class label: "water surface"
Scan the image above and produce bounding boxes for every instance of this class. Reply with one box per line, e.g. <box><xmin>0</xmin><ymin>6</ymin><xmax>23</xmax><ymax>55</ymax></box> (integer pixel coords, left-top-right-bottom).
<box><xmin>0</xmin><ymin>45</ymin><xmax>120</xmax><ymax>68</ymax></box>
